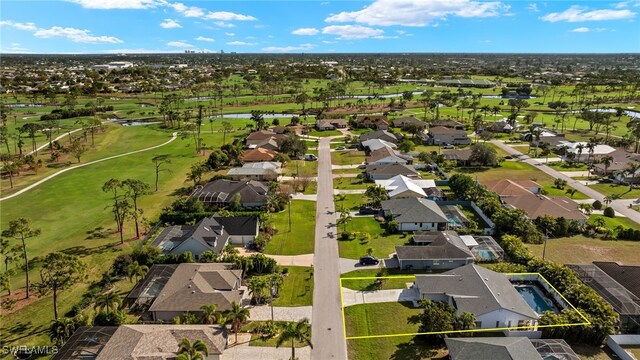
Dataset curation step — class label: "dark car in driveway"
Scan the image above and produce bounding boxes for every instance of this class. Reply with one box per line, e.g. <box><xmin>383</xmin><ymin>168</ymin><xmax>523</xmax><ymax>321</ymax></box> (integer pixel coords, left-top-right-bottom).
<box><xmin>359</xmin><ymin>206</ymin><xmax>379</xmax><ymax>215</ymax></box>
<box><xmin>359</xmin><ymin>255</ymin><xmax>379</xmax><ymax>265</ymax></box>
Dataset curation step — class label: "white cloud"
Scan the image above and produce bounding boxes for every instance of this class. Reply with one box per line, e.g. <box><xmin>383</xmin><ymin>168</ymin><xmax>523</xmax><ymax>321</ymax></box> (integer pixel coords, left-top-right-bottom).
<box><xmin>169</xmin><ymin>2</ymin><xmax>206</xmax><ymax>17</ymax></box>
<box><xmin>195</xmin><ymin>36</ymin><xmax>215</xmax><ymax>42</ymax></box>
<box><xmin>614</xmin><ymin>2</ymin><xmax>628</xmax><ymax>8</ymax></box>
<box><xmin>34</xmin><ymin>26</ymin><xmax>123</xmax><ymax>43</ymax></box>
<box><xmin>214</xmin><ymin>21</ymin><xmax>235</xmax><ymax>28</ymax></box>
<box><xmin>205</xmin><ymin>11</ymin><xmax>256</xmax><ymax>21</ymax></box>
<box><xmin>292</xmin><ymin>28</ymin><xmax>319</xmax><ymax>35</ymax></box>
<box><xmin>325</xmin><ymin>0</ymin><xmax>509</xmax><ymax>27</ymax></box>
<box><xmin>321</xmin><ymin>25</ymin><xmax>384</xmax><ymax>39</ymax></box>
<box><xmin>3</xmin><ymin>42</ymin><xmax>29</xmax><ymax>52</ymax></box>
<box><xmin>160</xmin><ymin>19</ymin><xmax>181</xmax><ymax>29</ymax></box>
<box><xmin>167</xmin><ymin>40</ymin><xmax>194</xmax><ymax>47</ymax></box>
<box><xmin>262</xmin><ymin>43</ymin><xmax>315</xmax><ymax>52</ymax></box>
<box><xmin>541</xmin><ymin>5</ymin><xmax>635</xmax><ymax>22</ymax></box>
<box><xmin>225</xmin><ymin>32</ymin><xmax>235</xmax><ymax>36</ymax></box>
<box><xmin>570</xmin><ymin>26</ymin><xmax>590</xmax><ymax>32</ymax></box>
<box><xmin>103</xmin><ymin>48</ymin><xmax>177</xmax><ymax>53</ymax></box>
<box><xmin>527</xmin><ymin>3</ymin><xmax>540</xmax><ymax>12</ymax></box>
<box><xmin>322</xmin><ymin>40</ymin><xmax>337</xmax><ymax>44</ymax></box>
<box><xmin>67</xmin><ymin>0</ymin><xmax>162</xmax><ymax>9</ymax></box>
<box><xmin>227</xmin><ymin>41</ymin><xmax>257</xmax><ymax>46</ymax></box>
<box><xmin>0</xmin><ymin>20</ymin><xmax>38</xmax><ymax>31</ymax></box>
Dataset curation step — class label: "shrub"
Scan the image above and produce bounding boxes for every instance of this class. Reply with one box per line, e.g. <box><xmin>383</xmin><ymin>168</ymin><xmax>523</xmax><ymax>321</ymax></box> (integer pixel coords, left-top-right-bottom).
<box><xmin>603</xmin><ymin>207</ymin><xmax>615</xmax><ymax>218</ymax></box>
<box><xmin>386</xmin><ymin>220</ymin><xmax>399</xmax><ymax>234</ymax></box>
<box><xmin>131</xmin><ymin>246</ymin><xmax>160</xmax><ymax>267</ymax></box>
<box><xmin>93</xmin><ymin>310</ymin><xmax>126</xmax><ymax>326</ymax></box>
<box><xmin>111</xmin><ymin>254</ymin><xmax>133</xmax><ymax>276</ymax></box>
<box><xmin>592</xmin><ymin>200</ymin><xmax>602</xmax><ymax>210</ymax></box>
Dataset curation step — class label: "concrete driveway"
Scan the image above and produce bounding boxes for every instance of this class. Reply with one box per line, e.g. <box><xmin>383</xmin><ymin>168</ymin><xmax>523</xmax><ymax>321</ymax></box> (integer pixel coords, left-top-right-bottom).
<box><xmin>342</xmin><ymin>287</ymin><xmax>420</xmax><ymax>307</ymax></box>
<box><xmin>339</xmin><ymin>258</ymin><xmax>384</xmax><ymax>274</ymax></box>
<box><xmin>249</xmin><ymin>305</ymin><xmax>312</xmax><ymax>322</ymax></box>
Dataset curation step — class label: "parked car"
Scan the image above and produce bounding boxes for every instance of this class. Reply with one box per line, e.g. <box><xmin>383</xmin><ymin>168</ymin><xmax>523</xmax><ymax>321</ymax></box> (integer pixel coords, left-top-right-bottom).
<box><xmin>359</xmin><ymin>255</ymin><xmax>379</xmax><ymax>265</ymax></box>
<box><xmin>304</xmin><ymin>154</ymin><xmax>318</xmax><ymax>161</ymax></box>
<box><xmin>359</xmin><ymin>206</ymin><xmax>379</xmax><ymax>215</ymax></box>
<box><xmin>599</xmin><ymin>178</ymin><xmax>614</xmax><ymax>183</ymax></box>
<box><xmin>357</xmin><ymin>164</ymin><xmax>366</xmax><ymax>169</ymax></box>
<box><xmin>336</xmin><ymin>146</ymin><xmax>345</xmax><ymax>151</ymax></box>
<box><xmin>504</xmin><ymin>155</ymin><xmax>513</xmax><ymax>159</ymax></box>
<box><xmin>442</xmin><ymin>144</ymin><xmax>454</xmax><ymax>149</ymax></box>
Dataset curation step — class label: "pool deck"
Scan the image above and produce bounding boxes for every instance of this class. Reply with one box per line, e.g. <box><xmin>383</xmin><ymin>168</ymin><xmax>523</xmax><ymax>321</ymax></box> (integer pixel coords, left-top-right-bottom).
<box><xmin>514</xmin><ymin>284</ymin><xmax>560</xmax><ymax>314</ymax></box>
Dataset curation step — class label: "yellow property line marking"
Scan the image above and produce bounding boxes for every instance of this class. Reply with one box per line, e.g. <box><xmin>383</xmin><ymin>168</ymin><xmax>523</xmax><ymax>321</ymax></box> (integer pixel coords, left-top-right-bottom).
<box><xmin>339</xmin><ymin>272</ymin><xmax>591</xmax><ymax>340</ymax></box>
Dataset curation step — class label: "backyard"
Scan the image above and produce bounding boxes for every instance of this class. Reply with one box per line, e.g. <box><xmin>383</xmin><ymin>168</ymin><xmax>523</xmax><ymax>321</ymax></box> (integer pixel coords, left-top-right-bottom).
<box><xmin>331</xmin><ymin>150</ymin><xmax>366</xmax><ymax>166</ymax></box>
<box><xmin>526</xmin><ymin>236</ymin><xmax>640</xmax><ymax>264</ymax></box>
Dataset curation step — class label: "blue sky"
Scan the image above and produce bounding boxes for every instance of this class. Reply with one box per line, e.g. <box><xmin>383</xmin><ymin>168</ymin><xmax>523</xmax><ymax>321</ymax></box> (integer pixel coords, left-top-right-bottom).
<box><xmin>1</xmin><ymin>0</ymin><xmax>638</xmax><ymax>53</ymax></box>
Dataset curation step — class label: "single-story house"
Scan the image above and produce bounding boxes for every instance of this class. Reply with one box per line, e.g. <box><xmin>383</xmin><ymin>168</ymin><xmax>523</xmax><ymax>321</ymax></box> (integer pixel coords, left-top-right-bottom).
<box><xmin>359</xmin><ymin>130</ymin><xmax>399</xmax><ymax>144</ymax></box>
<box><xmin>395</xmin><ymin>231</ymin><xmax>475</xmax><ymax>270</ymax></box>
<box><xmin>443</xmin><ymin>149</ymin><xmax>475</xmax><ymax>166</ymax></box>
<box><xmin>485</xmin><ymin>119</ymin><xmax>520</xmax><ymax>133</ymax></box>
<box><xmin>366</xmin><ymin>146</ymin><xmax>413</xmax><ymax>165</ymax></box>
<box><xmin>375</xmin><ymin>175</ymin><xmax>436</xmax><ymax>199</ymax></box>
<box><xmin>152</xmin><ymin>214</ymin><xmax>260</xmax><ymax>256</ymax></box>
<box><xmin>241</xmin><ymin>148</ymin><xmax>278</xmax><ymax>162</ymax></box>
<box><xmin>227</xmin><ymin>161</ymin><xmax>281</xmax><ymax>181</ymax></box>
<box><xmin>247</xmin><ymin>137</ymin><xmax>280</xmax><ymax>151</ymax></box>
<box><xmin>316</xmin><ymin>118</ymin><xmax>347</xmax><ymax>130</ymax></box>
<box><xmin>364</xmin><ymin>163</ymin><xmax>420</xmax><ymax>181</ymax></box>
<box><xmin>381</xmin><ymin>198</ymin><xmax>449</xmax><ymax>231</ymax></box>
<box><xmin>414</xmin><ymin>264</ymin><xmax>540</xmax><ymax>329</ymax></box>
<box><xmin>426</xmin><ymin>126</ymin><xmax>471</xmax><ymax>146</ymax></box>
<box><xmin>392</xmin><ymin>116</ymin><xmax>424</xmax><ymax>129</ymax></box>
<box><xmin>191</xmin><ymin>179</ymin><xmax>269</xmax><ymax>209</ymax></box>
<box><xmin>592</xmin><ymin>149</ymin><xmax>640</xmax><ymax>176</ymax></box>
<box><xmin>502</xmin><ymin>194</ymin><xmax>587</xmax><ymax>223</ymax></box>
<box><xmin>53</xmin><ymin>325</ymin><xmax>228</xmax><ymax>360</ymax></box>
<box><xmin>272</xmin><ymin>124</ymin><xmax>306</xmax><ymax>135</ymax></box>
<box><xmin>560</xmin><ymin>141</ymin><xmax>616</xmax><ymax>163</ymax></box>
<box><xmin>129</xmin><ymin>263</ymin><xmax>244</xmax><ymax>322</ymax></box>
<box><xmin>361</xmin><ymin>138</ymin><xmax>397</xmax><ymax>152</ymax></box>
<box><xmin>245</xmin><ymin>130</ymin><xmax>286</xmax><ymax>148</ymax></box>
<box><xmin>483</xmin><ymin>179</ymin><xmax>541</xmax><ymax>197</ymax></box>
<box><xmin>446</xmin><ymin>337</ymin><xmax>580</xmax><ymax>360</ymax></box>
<box><xmin>355</xmin><ymin>115</ymin><xmax>389</xmax><ymax>130</ymax></box>
<box><xmin>431</xmin><ymin>119</ymin><xmax>465</xmax><ymax>130</ymax></box>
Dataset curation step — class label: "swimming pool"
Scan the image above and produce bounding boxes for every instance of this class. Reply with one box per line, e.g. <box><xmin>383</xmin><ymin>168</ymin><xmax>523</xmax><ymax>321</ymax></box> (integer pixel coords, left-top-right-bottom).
<box><xmin>516</xmin><ymin>285</ymin><xmax>554</xmax><ymax>314</ymax></box>
<box><xmin>475</xmin><ymin>248</ymin><xmax>496</xmax><ymax>260</ymax></box>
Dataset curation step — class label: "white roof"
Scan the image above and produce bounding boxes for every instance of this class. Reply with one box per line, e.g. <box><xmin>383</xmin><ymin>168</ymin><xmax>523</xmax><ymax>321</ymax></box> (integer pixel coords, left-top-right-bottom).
<box><xmin>362</xmin><ymin>139</ymin><xmax>397</xmax><ymax>152</ymax></box>
<box><xmin>375</xmin><ymin>175</ymin><xmax>436</xmax><ymax>198</ymax></box>
<box><xmin>562</xmin><ymin>142</ymin><xmax>616</xmax><ymax>155</ymax></box>
<box><xmin>242</xmin><ymin>161</ymin><xmax>282</xmax><ymax>171</ymax></box>
<box><xmin>460</xmin><ymin>235</ymin><xmax>479</xmax><ymax>247</ymax></box>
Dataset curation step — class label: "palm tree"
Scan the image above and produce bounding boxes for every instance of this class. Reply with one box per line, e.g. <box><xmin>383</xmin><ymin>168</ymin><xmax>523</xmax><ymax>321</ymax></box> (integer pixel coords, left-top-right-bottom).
<box><xmin>334</xmin><ymin>194</ymin><xmax>347</xmax><ymax>211</ymax></box>
<box><xmin>200</xmin><ymin>304</ymin><xmax>219</xmax><ymax>324</ymax></box>
<box><xmin>93</xmin><ymin>292</ymin><xmax>121</xmax><ymax>313</ymax></box>
<box><xmin>126</xmin><ymin>261</ymin><xmax>148</xmax><ymax>283</ymax></box>
<box><xmin>624</xmin><ymin>163</ymin><xmax>640</xmax><ymax>190</ymax></box>
<box><xmin>565</xmin><ymin>189</ymin><xmax>577</xmax><ymax>198</ymax></box>
<box><xmin>601</xmin><ymin>155</ymin><xmax>614</xmax><ymax>175</ymax></box>
<box><xmin>48</xmin><ymin>318</ymin><xmax>76</xmax><ymax>346</ymax></box>
<box><xmin>225</xmin><ymin>301</ymin><xmax>250</xmax><ymax>343</ymax></box>
<box><xmin>176</xmin><ymin>339</ymin><xmax>208</xmax><ymax>360</ymax></box>
<box><xmin>275</xmin><ymin>318</ymin><xmax>313</xmax><ymax>360</ymax></box>
<box><xmin>576</xmin><ymin>143</ymin><xmax>584</xmax><ymax>163</ymax></box>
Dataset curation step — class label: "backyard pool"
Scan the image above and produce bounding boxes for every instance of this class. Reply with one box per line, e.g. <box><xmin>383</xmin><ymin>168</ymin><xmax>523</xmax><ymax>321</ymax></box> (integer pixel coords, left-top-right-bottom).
<box><xmin>475</xmin><ymin>248</ymin><xmax>497</xmax><ymax>260</ymax></box>
<box><xmin>516</xmin><ymin>285</ymin><xmax>556</xmax><ymax>314</ymax></box>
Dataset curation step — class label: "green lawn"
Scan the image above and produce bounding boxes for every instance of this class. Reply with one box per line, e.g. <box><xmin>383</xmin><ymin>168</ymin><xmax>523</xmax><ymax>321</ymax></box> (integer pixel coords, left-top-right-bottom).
<box><xmin>263</xmin><ymin>200</ymin><xmax>316</xmax><ymax>255</ymax></box>
<box><xmin>242</xmin><ymin>321</ymin><xmax>312</xmax><ymax>348</ymax></box>
<box><xmin>347</xmin><ymin>337</ymin><xmax>449</xmax><ymax>360</ymax></box>
<box><xmin>338</xmin><ymin>217</ymin><xmax>411</xmax><ymax>259</ymax></box>
<box><xmin>526</xmin><ymin>235</ymin><xmax>640</xmax><ymax>265</ymax></box>
<box><xmin>341</xmin><ymin>268</ymin><xmax>439</xmax><ymax>291</ymax></box>
<box><xmin>546</xmin><ymin>162</ymin><xmax>589</xmax><ymax>172</ymax></box>
<box><xmin>335</xmin><ymin>194</ymin><xmax>367</xmax><ymax>211</ymax></box>
<box><xmin>272</xmin><ymin>266</ymin><xmax>314</xmax><ymax>307</ymax></box>
<box><xmin>281</xmin><ymin>159</ymin><xmax>319</xmax><ymax>177</ymax></box>
<box><xmin>587</xmin><ymin>214</ymin><xmax>639</xmax><ymax>229</ymax></box>
<box><xmin>331</xmin><ymin>150</ymin><xmax>366</xmax><ymax>166</ymax></box>
<box><xmin>333</xmin><ymin>177</ymin><xmax>370</xmax><ymax>190</ymax></box>
<box><xmin>588</xmin><ymin>183</ymin><xmax>640</xmax><ymax>199</ymax></box>
<box><xmin>542</xmin><ymin>185</ymin><xmax>589</xmax><ymax>200</ymax></box>
<box><xmin>344</xmin><ymin>301</ymin><xmax>422</xmax><ymax>338</ymax></box>
<box><xmin>308</xmin><ymin>129</ymin><xmax>342</xmax><ymax>137</ymax></box>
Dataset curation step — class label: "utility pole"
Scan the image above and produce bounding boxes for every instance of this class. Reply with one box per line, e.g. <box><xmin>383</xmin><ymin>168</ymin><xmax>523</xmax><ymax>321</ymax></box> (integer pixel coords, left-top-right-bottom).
<box><xmin>269</xmin><ymin>276</ymin><xmax>275</xmax><ymax>322</ymax></box>
<box><xmin>288</xmin><ymin>195</ymin><xmax>292</xmax><ymax>232</ymax></box>
<box><xmin>542</xmin><ymin>228</ymin><xmax>549</xmax><ymax>260</ymax></box>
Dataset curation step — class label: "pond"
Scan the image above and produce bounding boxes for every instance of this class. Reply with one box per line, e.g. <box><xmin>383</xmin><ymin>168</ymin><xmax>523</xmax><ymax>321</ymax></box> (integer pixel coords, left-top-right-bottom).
<box><xmin>214</xmin><ymin>113</ymin><xmax>315</xmax><ymax>119</ymax></box>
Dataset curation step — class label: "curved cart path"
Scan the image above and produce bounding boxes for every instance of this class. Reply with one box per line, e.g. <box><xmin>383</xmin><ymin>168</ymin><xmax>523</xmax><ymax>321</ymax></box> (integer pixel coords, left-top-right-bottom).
<box><xmin>1</xmin><ymin>132</ymin><xmax>178</xmax><ymax>202</ymax></box>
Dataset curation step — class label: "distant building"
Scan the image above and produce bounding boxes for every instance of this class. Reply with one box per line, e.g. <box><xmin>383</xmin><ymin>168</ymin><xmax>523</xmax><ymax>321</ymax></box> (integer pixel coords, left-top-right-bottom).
<box><xmin>426</xmin><ymin>126</ymin><xmax>471</xmax><ymax>146</ymax></box>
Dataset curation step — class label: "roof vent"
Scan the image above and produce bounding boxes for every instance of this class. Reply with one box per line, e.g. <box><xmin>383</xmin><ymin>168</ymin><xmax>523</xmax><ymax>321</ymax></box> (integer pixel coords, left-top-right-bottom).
<box><xmin>192</xmin><ymin>290</ymin><xmax>196</xmax><ymax>294</ymax></box>
<box><xmin>204</xmin><ymin>226</ymin><xmax>211</xmax><ymax>232</ymax></box>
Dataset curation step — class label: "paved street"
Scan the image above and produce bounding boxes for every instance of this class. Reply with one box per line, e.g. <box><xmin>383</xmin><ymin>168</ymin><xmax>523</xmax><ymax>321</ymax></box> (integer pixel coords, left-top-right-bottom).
<box><xmin>311</xmin><ymin>137</ymin><xmax>348</xmax><ymax>360</ymax></box>
<box><xmin>491</xmin><ymin>140</ymin><xmax>640</xmax><ymax>225</ymax></box>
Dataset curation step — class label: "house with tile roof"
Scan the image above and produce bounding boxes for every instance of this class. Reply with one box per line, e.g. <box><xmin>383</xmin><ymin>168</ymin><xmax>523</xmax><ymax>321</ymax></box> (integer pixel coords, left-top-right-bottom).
<box><xmin>242</xmin><ymin>148</ymin><xmax>278</xmax><ymax>162</ymax></box>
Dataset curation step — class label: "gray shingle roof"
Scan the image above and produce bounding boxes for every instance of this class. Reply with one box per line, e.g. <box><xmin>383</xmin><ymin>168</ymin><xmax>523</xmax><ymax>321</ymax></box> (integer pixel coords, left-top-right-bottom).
<box><xmin>446</xmin><ymin>337</ymin><xmax>542</xmax><ymax>360</ymax></box>
<box><xmin>381</xmin><ymin>198</ymin><xmax>448</xmax><ymax>224</ymax></box>
<box><xmin>395</xmin><ymin>231</ymin><xmax>474</xmax><ymax>261</ymax></box>
<box><xmin>415</xmin><ymin>264</ymin><xmax>539</xmax><ymax>319</ymax></box>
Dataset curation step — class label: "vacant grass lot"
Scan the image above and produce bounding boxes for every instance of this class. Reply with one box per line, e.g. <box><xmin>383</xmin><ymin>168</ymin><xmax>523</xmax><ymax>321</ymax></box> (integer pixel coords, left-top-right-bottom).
<box><xmin>526</xmin><ymin>236</ymin><xmax>640</xmax><ymax>264</ymax></box>
<box><xmin>331</xmin><ymin>150</ymin><xmax>366</xmax><ymax>166</ymax></box>
<box><xmin>338</xmin><ymin>217</ymin><xmax>411</xmax><ymax>259</ymax></box>
<box><xmin>335</xmin><ymin>194</ymin><xmax>367</xmax><ymax>211</ymax></box>
<box><xmin>263</xmin><ymin>200</ymin><xmax>316</xmax><ymax>255</ymax></box>
<box><xmin>272</xmin><ymin>266</ymin><xmax>314</xmax><ymax>307</ymax></box>
<box><xmin>345</xmin><ymin>301</ymin><xmax>422</xmax><ymax>338</ymax></box>
<box><xmin>588</xmin><ymin>183</ymin><xmax>640</xmax><ymax>199</ymax></box>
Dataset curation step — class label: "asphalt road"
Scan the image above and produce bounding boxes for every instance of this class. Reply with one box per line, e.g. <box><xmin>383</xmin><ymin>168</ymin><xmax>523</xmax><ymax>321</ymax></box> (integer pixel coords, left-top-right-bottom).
<box><xmin>490</xmin><ymin>140</ymin><xmax>640</xmax><ymax>225</ymax></box>
<box><xmin>311</xmin><ymin>136</ymin><xmax>348</xmax><ymax>360</ymax></box>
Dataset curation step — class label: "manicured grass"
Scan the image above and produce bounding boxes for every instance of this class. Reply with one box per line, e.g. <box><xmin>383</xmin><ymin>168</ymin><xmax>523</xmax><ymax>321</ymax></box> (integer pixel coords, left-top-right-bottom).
<box><xmin>542</xmin><ymin>185</ymin><xmax>589</xmax><ymax>200</ymax></box>
<box><xmin>335</xmin><ymin>194</ymin><xmax>366</xmax><ymax>211</ymax></box>
<box><xmin>281</xmin><ymin>159</ymin><xmax>318</xmax><ymax>177</ymax></box>
<box><xmin>588</xmin><ymin>214</ymin><xmax>639</xmax><ymax>229</ymax></box>
<box><xmin>344</xmin><ymin>301</ymin><xmax>422</xmax><ymax>337</ymax></box>
<box><xmin>337</xmin><ymin>217</ymin><xmax>411</xmax><ymax>259</ymax></box>
<box><xmin>331</xmin><ymin>150</ymin><xmax>366</xmax><ymax>166</ymax></box>
<box><xmin>341</xmin><ymin>268</ymin><xmax>437</xmax><ymax>291</ymax></box>
<box><xmin>263</xmin><ymin>200</ymin><xmax>316</xmax><ymax>255</ymax></box>
<box><xmin>347</xmin><ymin>337</ymin><xmax>448</xmax><ymax>360</ymax></box>
<box><xmin>333</xmin><ymin>167</ymin><xmax>364</xmax><ymax>175</ymax></box>
<box><xmin>450</xmin><ymin>160</ymin><xmax>553</xmax><ymax>183</ymax></box>
<box><xmin>546</xmin><ymin>161</ymin><xmax>589</xmax><ymax>172</ymax></box>
<box><xmin>333</xmin><ymin>177</ymin><xmax>370</xmax><ymax>190</ymax></box>
<box><xmin>526</xmin><ymin>235</ymin><xmax>640</xmax><ymax>264</ymax></box>
<box><xmin>272</xmin><ymin>266</ymin><xmax>314</xmax><ymax>307</ymax></box>
<box><xmin>242</xmin><ymin>321</ymin><xmax>312</xmax><ymax>348</ymax></box>
<box><xmin>308</xmin><ymin>129</ymin><xmax>342</xmax><ymax>137</ymax></box>
<box><xmin>588</xmin><ymin>183</ymin><xmax>640</xmax><ymax>199</ymax></box>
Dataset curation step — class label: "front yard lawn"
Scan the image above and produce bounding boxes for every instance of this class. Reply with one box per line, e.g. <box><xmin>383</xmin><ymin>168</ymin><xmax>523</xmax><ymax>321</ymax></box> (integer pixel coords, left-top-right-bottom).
<box><xmin>344</xmin><ymin>301</ymin><xmax>422</xmax><ymax>338</ymax></box>
<box><xmin>331</xmin><ymin>150</ymin><xmax>366</xmax><ymax>166</ymax></box>
<box><xmin>335</xmin><ymin>194</ymin><xmax>367</xmax><ymax>211</ymax></box>
<box><xmin>337</xmin><ymin>217</ymin><xmax>411</xmax><ymax>259</ymax></box>
<box><xmin>542</xmin><ymin>185</ymin><xmax>589</xmax><ymax>199</ymax></box>
<box><xmin>546</xmin><ymin>161</ymin><xmax>589</xmax><ymax>172</ymax></box>
<box><xmin>588</xmin><ymin>183</ymin><xmax>640</xmax><ymax>199</ymax></box>
<box><xmin>333</xmin><ymin>177</ymin><xmax>370</xmax><ymax>190</ymax></box>
<box><xmin>264</xmin><ymin>200</ymin><xmax>316</xmax><ymax>255</ymax></box>
<box><xmin>242</xmin><ymin>321</ymin><xmax>312</xmax><ymax>348</ymax></box>
<box><xmin>341</xmin><ymin>268</ymin><xmax>437</xmax><ymax>291</ymax></box>
<box><xmin>272</xmin><ymin>266</ymin><xmax>314</xmax><ymax>307</ymax></box>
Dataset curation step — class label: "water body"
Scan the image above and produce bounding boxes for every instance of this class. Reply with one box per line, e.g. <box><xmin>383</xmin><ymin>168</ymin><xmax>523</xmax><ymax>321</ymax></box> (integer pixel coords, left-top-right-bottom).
<box><xmin>331</xmin><ymin>92</ymin><xmax>536</xmax><ymax>100</ymax></box>
<box><xmin>215</xmin><ymin>113</ymin><xmax>315</xmax><ymax>119</ymax></box>
<box><xmin>6</xmin><ymin>103</ymin><xmax>45</xmax><ymax>108</ymax></box>
<box><xmin>107</xmin><ymin>118</ymin><xmax>161</xmax><ymax>126</ymax></box>
<box><xmin>571</xmin><ymin>108</ymin><xmax>640</xmax><ymax>120</ymax></box>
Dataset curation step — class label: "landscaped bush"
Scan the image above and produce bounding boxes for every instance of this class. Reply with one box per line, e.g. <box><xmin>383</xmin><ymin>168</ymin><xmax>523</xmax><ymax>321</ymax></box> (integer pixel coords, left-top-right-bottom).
<box><xmin>617</xmin><ymin>227</ymin><xmax>640</xmax><ymax>241</ymax></box>
<box><xmin>603</xmin><ymin>207</ymin><xmax>615</xmax><ymax>218</ymax></box>
<box><xmin>93</xmin><ymin>311</ymin><xmax>126</xmax><ymax>326</ymax></box>
<box><xmin>111</xmin><ymin>254</ymin><xmax>133</xmax><ymax>276</ymax></box>
<box><xmin>592</xmin><ymin>200</ymin><xmax>602</xmax><ymax>210</ymax></box>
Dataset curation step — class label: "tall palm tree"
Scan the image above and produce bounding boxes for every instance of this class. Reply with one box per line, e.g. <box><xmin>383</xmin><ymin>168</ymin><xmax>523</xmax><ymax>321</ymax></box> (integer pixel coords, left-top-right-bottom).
<box><xmin>225</xmin><ymin>301</ymin><xmax>250</xmax><ymax>344</ymax></box>
<box><xmin>601</xmin><ymin>155</ymin><xmax>614</xmax><ymax>175</ymax></box>
<box><xmin>200</xmin><ymin>304</ymin><xmax>219</xmax><ymax>324</ymax></box>
<box><xmin>275</xmin><ymin>318</ymin><xmax>313</xmax><ymax>360</ymax></box>
<box><xmin>576</xmin><ymin>143</ymin><xmax>584</xmax><ymax>163</ymax></box>
<box><xmin>176</xmin><ymin>339</ymin><xmax>208</xmax><ymax>360</ymax></box>
<box><xmin>93</xmin><ymin>292</ymin><xmax>121</xmax><ymax>313</ymax></box>
<box><xmin>48</xmin><ymin>318</ymin><xmax>76</xmax><ymax>346</ymax></box>
<box><xmin>126</xmin><ymin>261</ymin><xmax>149</xmax><ymax>283</ymax></box>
